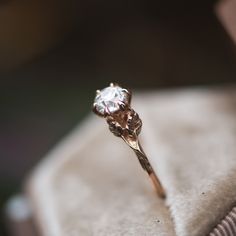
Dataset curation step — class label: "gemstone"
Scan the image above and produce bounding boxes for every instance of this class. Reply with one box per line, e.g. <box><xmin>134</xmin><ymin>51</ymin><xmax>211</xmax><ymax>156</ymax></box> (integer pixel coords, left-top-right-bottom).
<box><xmin>94</xmin><ymin>86</ymin><xmax>129</xmax><ymax>115</ymax></box>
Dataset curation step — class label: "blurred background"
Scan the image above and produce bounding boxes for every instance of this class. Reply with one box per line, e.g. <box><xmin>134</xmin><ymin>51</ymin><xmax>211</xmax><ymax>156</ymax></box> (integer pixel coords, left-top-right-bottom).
<box><xmin>0</xmin><ymin>0</ymin><xmax>236</xmax><ymax>235</ymax></box>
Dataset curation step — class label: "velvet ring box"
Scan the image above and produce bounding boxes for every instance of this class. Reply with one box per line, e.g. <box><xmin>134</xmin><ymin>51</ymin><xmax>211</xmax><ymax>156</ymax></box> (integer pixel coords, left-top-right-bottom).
<box><xmin>26</xmin><ymin>86</ymin><xmax>236</xmax><ymax>236</ymax></box>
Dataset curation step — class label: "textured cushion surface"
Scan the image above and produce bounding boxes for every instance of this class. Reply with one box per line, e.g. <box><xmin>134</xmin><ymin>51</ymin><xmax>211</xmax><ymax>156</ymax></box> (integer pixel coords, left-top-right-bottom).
<box><xmin>27</xmin><ymin>87</ymin><xmax>236</xmax><ymax>236</ymax></box>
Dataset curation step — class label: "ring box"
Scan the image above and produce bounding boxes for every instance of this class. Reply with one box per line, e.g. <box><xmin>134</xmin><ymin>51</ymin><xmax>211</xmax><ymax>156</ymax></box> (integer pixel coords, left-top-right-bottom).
<box><xmin>25</xmin><ymin>86</ymin><xmax>236</xmax><ymax>236</ymax></box>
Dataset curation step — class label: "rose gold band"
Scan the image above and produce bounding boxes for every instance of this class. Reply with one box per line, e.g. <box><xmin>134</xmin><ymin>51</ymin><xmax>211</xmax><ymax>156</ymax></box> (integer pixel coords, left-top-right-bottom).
<box><xmin>122</xmin><ymin>136</ymin><xmax>166</xmax><ymax>198</ymax></box>
<box><xmin>93</xmin><ymin>83</ymin><xmax>166</xmax><ymax>198</ymax></box>
<box><xmin>149</xmin><ymin>171</ymin><xmax>166</xmax><ymax>198</ymax></box>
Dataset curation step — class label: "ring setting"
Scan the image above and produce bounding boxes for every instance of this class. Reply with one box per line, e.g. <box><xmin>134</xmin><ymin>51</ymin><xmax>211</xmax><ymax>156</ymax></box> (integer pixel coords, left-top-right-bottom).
<box><xmin>93</xmin><ymin>83</ymin><xmax>166</xmax><ymax>198</ymax></box>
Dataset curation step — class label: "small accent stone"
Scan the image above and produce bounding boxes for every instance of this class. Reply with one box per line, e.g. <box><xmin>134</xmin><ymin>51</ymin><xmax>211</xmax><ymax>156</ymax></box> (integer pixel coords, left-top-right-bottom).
<box><xmin>94</xmin><ymin>86</ymin><xmax>128</xmax><ymax>115</ymax></box>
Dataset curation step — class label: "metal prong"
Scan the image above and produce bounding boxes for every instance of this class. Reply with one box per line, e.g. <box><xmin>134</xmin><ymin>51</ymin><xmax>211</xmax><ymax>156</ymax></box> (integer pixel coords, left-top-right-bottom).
<box><xmin>128</xmin><ymin>90</ymin><xmax>132</xmax><ymax>104</ymax></box>
<box><xmin>118</xmin><ymin>101</ymin><xmax>127</xmax><ymax>111</ymax></box>
<box><xmin>104</xmin><ymin>106</ymin><xmax>111</xmax><ymax>116</ymax></box>
<box><xmin>110</xmin><ymin>82</ymin><xmax>119</xmax><ymax>87</ymax></box>
<box><xmin>96</xmin><ymin>90</ymin><xmax>101</xmax><ymax>95</ymax></box>
<box><xmin>122</xmin><ymin>88</ymin><xmax>132</xmax><ymax>104</ymax></box>
<box><xmin>92</xmin><ymin>103</ymin><xmax>104</xmax><ymax>117</ymax></box>
<box><xmin>123</xmin><ymin>88</ymin><xmax>131</xmax><ymax>96</ymax></box>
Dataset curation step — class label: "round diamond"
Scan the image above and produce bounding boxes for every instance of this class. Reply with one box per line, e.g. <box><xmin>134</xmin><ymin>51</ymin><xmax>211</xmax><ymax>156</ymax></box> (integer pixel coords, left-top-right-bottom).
<box><xmin>94</xmin><ymin>86</ymin><xmax>128</xmax><ymax>115</ymax></box>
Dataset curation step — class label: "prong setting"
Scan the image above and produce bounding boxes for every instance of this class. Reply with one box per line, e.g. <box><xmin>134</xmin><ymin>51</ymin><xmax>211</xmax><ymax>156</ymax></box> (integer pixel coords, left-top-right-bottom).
<box><xmin>93</xmin><ymin>83</ymin><xmax>131</xmax><ymax>117</ymax></box>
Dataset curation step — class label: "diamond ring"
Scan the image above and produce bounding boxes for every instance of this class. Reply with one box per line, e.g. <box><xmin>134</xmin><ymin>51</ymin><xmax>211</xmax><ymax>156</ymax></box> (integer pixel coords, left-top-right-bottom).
<box><xmin>92</xmin><ymin>83</ymin><xmax>166</xmax><ymax>198</ymax></box>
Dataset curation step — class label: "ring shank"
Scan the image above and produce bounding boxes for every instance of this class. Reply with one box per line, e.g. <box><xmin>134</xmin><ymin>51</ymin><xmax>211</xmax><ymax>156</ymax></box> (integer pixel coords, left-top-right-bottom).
<box><xmin>105</xmin><ymin>106</ymin><xmax>166</xmax><ymax>198</ymax></box>
<box><xmin>129</xmin><ymin>140</ymin><xmax>166</xmax><ymax>198</ymax></box>
<box><xmin>149</xmin><ymin>171</ymin><xmax>166</xmax><ymax>198</ymax></box>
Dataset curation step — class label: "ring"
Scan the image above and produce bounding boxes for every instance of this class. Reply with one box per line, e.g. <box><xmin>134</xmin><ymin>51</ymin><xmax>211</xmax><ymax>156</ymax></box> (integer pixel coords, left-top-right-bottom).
<box><xmin>92</xmin><ymin>83</ymin><xmax>166</xmax><ymax>198</ymax></box>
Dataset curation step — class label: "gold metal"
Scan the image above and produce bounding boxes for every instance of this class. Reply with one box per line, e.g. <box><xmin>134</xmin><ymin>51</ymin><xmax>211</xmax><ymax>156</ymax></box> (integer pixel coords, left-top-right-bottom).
<box><xmin>93</xmin><ymin>83</ymin><xmax>166</xmax><ymax>198</ymax></box>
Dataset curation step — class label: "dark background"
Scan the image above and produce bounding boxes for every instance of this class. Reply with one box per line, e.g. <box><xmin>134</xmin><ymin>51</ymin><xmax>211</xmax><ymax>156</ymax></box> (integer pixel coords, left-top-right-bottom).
<box><xmin>1</xmin><ymin>0</ymin><xmax>236</xmax><ymax>235</ymax></box>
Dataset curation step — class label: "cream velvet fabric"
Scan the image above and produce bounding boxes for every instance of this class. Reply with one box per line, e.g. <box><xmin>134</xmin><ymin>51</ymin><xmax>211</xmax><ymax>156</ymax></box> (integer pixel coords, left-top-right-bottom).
<box><xmin>27</xmin><ymin>87</ymin><xmax>236</xmax><ymax>236</ymax></box>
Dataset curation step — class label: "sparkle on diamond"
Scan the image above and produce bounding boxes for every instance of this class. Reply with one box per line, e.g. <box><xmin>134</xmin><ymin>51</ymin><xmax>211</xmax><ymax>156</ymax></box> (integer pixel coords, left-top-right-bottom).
<box><xmin>94</xmin><ymin>86</ymin><xmax>128</xmax><ymax>115</ymax></box>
